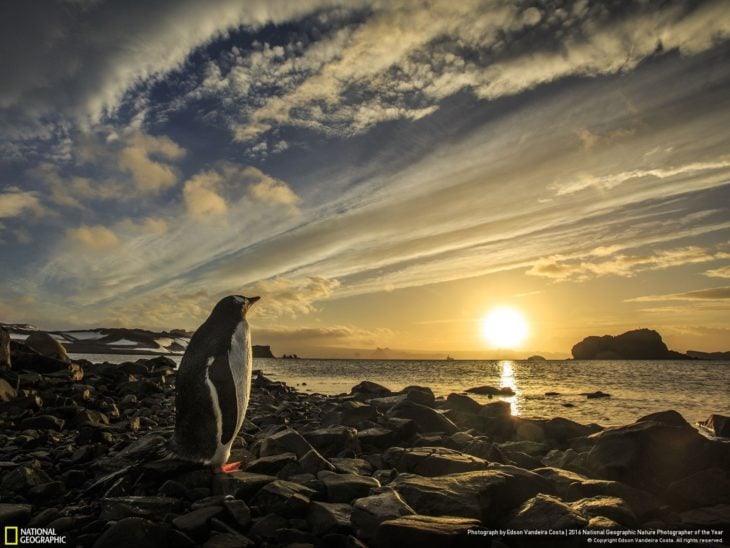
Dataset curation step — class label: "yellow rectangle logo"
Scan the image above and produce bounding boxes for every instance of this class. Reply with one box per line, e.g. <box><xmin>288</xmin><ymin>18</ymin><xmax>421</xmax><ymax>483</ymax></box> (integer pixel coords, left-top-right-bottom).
<box><xmin>4</xmin><ymin>526</ymin><xmax>19</xmax><ymax>546</ymax></box>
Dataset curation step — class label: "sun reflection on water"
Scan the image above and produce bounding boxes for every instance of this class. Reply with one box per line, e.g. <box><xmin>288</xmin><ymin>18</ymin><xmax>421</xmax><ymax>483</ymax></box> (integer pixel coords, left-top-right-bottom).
<box><xmin>499</xmin><ymin>360</ymin><xmax>520</xmax><ymax>415</ymax></box>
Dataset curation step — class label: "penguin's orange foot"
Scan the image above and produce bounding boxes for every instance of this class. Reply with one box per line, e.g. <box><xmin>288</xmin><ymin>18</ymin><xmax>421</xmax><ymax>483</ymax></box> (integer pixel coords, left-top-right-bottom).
<box><xmin>216</xmin><ymin>461</ymin><xmax>242</xmax><ymax>474</ymax></box>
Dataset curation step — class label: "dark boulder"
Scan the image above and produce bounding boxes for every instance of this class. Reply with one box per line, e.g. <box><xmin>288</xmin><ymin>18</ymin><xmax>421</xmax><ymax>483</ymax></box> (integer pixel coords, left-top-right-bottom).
<box><xmin>0</xmin><ymin>327</ymin><xmax>10</xmax><ymax>369</ymax></box>
<box><xmin>351</xmin><ymin>381</ymin><xmax>392</xmax><ymax>398</ymax></box>
<box><xmin>351</xmin><ymin>488</ymin><xmax>415</xmax><ymax>540</ymax></box>
<box><xmin>25</xmin><ymin>332</ymin><xmax>71</xmax><ymax>363</ymax></box>
<box><xmin>507</xmin><ymin>494</ymin><xmax>587</xmax><ymax>530</ymax></box>
<box><xmin>586</xmin><ymin>414</ymin><xmax>724</xmax><ymax>493</ymax></box>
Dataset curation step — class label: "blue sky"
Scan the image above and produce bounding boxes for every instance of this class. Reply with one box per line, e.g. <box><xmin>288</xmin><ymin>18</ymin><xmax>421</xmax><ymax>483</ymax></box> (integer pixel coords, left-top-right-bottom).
<box><xmin>1</xmin><ymin>0</ymin><xmax>729</xmax><ymax>356</ymax></box>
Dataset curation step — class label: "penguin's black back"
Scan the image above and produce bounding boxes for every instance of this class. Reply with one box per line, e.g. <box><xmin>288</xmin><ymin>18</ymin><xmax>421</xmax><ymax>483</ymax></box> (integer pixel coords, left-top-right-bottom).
<box><xmin>172</xmin><ymin>296</ymin><xmax>248</xmax><ymax>462</ymax></box>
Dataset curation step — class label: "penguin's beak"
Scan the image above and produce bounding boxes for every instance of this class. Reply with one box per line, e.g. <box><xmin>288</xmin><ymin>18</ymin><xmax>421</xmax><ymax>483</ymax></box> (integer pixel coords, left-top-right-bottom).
<box><xmin>248</xmin><ymin>296</ymin><xmax>260</xmax><ymax>304</ymax></box>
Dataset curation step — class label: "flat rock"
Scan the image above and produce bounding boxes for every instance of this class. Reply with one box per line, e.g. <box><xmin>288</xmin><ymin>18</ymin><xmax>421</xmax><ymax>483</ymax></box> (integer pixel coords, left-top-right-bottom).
<box><xmin>466</xmin><ymin>385</ymin><xmax>515</xmax><ymax>396</ymax></box>
<box><xmin>562</xmin><ymin>479</ymin><xmax>662</xmax><ymax>519</ymax></box>
<box><xmin>330</xmin><ymin>457</ymin><xmax>373</xmax><ymax>476</ymax></box>
<box><xmin>507</xmin><ymin>494</ymin><xmax>588</xmax><ymax>529</ymax></box>
<box><xmin>202</xmin><ymin>533</ymin><xmax>255</xmax><ymax>548</ymax></box>
<box><xmin>445</xmin><ymin>393</ymin><xmax>482</xmax><ymax>414</ymax></box>
<box><xmin>351</xmin><ymin>381</ymin><xmax>393</xmax><ymax>397</ymax></box>
<box><xmin>357</xmin><ymin>427</ymin><xmax>395</xmax><ymax>449</ymax></box>
<box><xmin>1</xmin><ymin>465</ymin><xmax>52</xmax><ymax>494</ymax></box>
<box><xmin>352</xmin><ymin>488</ymin><xmax>415</xmax><ymax>540</ymax></box>
<box><xmin>250</xmin><ymin>479</ymin><xmax>317</xmax><ymax>517</ymax></box>
<box><xmin>20</xmin><ymin>414</ymin><xmax>65</xmax><ymax>431</ymax></box>
<box><xmin>93</xmin><ymin>517</ymin><xmax>195</xmax><ymax>548</ymax></box>
<box><xmin>384</xmin><ymin>446</ymin><xmax>487</xmax><ymax>476</ymax></box>
<box><xmin>374</xmin><ymin>515</ymin><xmax>481</xmax><ymax>547</ymax></box>
<box><xmin>318</xmin><ymin>471</ymin><xmax>381</xmax><ymax>503</ymax></box>
<box><xmin>679</xmin><ymin>504</ymin><xmax>730</xmax><ymax>527</ymax></box>
<box><xmin>248</xmin><ymin>513</ymin><xmax>289</xmax><ymax>540</ymax></box>
<box><xmin>100</xmin><ymin>496</ymin><xmax>185</xmax><ymax>521</ymax></box>
<box><xmin>390</xmin><ymin>465</ymin><xmax>554</xmax><ymax>523</ymax></box>
<box><xmin>211</xmin><ymin>472</ymin><xmax>276</xmax><ymax>499</ymax></box>
<box><xmin>299</xmin><ymin>449</ymin><xmax>335</xmax><ymax>474</ymax></box>
<box><xmin>245</xmin><ymin>452</ymin><xmax>297</xmax><ymax>475</ymax></box>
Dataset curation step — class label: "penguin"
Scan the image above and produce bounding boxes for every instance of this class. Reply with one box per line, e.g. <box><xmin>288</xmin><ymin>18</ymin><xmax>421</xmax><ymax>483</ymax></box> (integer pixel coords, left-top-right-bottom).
<box><xmin>171</xmin><ymin>295</ymin><xmax>259</xmax><ymax>472</ymax></box>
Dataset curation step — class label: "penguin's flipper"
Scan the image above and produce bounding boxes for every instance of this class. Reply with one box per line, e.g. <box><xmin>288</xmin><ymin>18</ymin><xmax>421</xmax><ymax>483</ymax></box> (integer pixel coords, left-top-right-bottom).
<box><xmin>208</xmin><ymin>353</ymin><xmax>238</xmax><ymax>446</ymax></box>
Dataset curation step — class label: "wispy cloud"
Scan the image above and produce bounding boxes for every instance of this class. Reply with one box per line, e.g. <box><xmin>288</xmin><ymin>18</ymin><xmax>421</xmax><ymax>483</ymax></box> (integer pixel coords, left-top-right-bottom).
<box><xmin>627</xmin><ymin>286</ymin><xmax>730</xmax><ymax>302</ymax></box>
<box><xmin>527</xmin><ymin>245</ymin><xmax>730</xmax><ymax>282</ymax></box>
<box><xmin>0</xmin><ymin>187</ymin><xmax>44</xmax><ymax>219</ymax></box>
<box><xmin>705</xmin><ymin>265</ymin><xmax>730</xmax><ymax>279</ymax></box>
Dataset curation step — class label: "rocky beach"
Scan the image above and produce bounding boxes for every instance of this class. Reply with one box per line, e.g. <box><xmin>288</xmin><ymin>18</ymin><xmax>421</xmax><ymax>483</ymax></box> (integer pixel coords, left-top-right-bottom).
<box><xmin>1</xmin><ymin>335</ymin><xmax>729</xmax><ymax>547</ymax></box>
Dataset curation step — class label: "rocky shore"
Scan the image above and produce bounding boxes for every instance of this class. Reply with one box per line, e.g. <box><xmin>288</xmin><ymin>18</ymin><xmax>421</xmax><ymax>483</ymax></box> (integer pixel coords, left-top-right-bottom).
<box><xmin>1</xmin><ymin>339</ymin><xmax>729</xmax><ymax>547</ymax></box>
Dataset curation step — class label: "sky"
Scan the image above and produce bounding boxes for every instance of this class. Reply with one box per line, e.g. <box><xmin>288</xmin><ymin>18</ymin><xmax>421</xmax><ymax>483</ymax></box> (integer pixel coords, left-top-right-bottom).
<box><xmin>1</xmin><ymin>0</ymin><xmax>729</xmax><ymax>358</ymax></box>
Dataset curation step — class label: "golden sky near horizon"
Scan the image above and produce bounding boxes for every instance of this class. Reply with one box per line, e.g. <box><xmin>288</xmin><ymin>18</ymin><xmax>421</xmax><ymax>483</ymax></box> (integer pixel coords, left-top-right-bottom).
<box><xmin>1</xmin><ymin>1</ymin><xmax>729</xmax><ymax>357</ymax></box>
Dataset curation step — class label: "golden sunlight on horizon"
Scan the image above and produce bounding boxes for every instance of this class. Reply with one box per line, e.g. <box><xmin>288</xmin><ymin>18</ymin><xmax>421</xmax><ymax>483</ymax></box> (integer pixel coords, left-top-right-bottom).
<box><xmin>480</xmin><ymin>306</ymin><xmax>530</xmax><ymax>350</ymax></box>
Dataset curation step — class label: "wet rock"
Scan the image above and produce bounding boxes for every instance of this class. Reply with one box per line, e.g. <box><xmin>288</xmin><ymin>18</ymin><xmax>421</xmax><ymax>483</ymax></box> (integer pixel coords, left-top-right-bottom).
<box><xmin>351</xmin><ymin>488</ymin><xmax>415</xmax><ymax>540</ymax></box>
<box><xmin>584</xmin><ymin>391</ymin><xmax>611</xmax><ymax>399</ymax></box>
<box><xmin>0</xmin><ymin>503</ymin><xmax>32</xmax><ymax>526</ymax></box>
<box><xmin>384</xmin><ymin>446</ymin><xmax>487</xmax><ymax>476</ymax></box>
<box><xmin>466</xmin><ymin>385</ymin><xmax>515</xmax><ymax>396</ymax></box>
<box><xmin>390</xmin><ymin>465</ymin><xmax>554</xmax><ymax>522</ymax></box>
<box><xmin>260</xmin><ymin>428</ymin><xmax>316</xmax><ymax>458</ymax></box>
<box><xmin>445</xmin><ymin>393</ymin><xmax>482</xmax><ymax>414</ymax></box>
<box><xmin>305</xmin><ymin>426</ymin><xmax>360</xmax><ymax>456</ymax></box>
<box><xmin>173</xmin><ymin>506</ymin><xmax>226</xmax><ymax>542</ymax></box>
<box><xmin>571</xmin><ymin>496</ymin><xmax>638</xmax><ymax>526</ymax></box>
<box><xmin>374</xmin><ymin>515</ymin><xmax>481</xmax><ymax>547</ymax></box>
<box><xmin>211</xmin><ymin>471</ymin><xmax>276</xmax><ymax>499</ymax></box>
<box><xmin>698</xmin><ymin>414</ymin><xmax>730</xmax><ymax>438</ymax></box>
<box><xmin>93</xmin><ymin>517</ymin><xmax>195</xmax><ymax>548</ymax></box>
<box><xmin>318</xmin><ymin>471</ymin><xmax>380</xmax><ymax>503</ymax></box>
<box><xmin>28</xmin><ymin>508</ymin><xmax>61</xmax><ymax>527</ymax></box>
<box><xmin>665</xmin><ymin>468</ymin><xmax>730</xmax><ymax>510</ymax></box>
<box><xmin>399</xmin><ymin>386</ymin><xmax>435</xmax><ymax>407</ymax></box>
<box><xmin>251</xmin><ymin>479</ymin><xmax>317</xmax><ymax>517</ymax></box>
<box><xmin>246</xmin><ymin>452</ymin><xmax>297</xmax><ymax>475</ymax></box>
<box><xmin>507</xmin><ymin>494</ymin><xmax>588</xmax><ymax>529</ymax></box>
<box><xmin>100</xmin><ymin>496</ymin><xmax>185</xmax><ymax>521</ymax></box>
<box><xmin>351</xmin><ymin>381</ymin><xmax>392</xmax><ymax>398</ymax></box>
<box><xmin>20</xmin><ymin>414</ymin><xmax>65</xmax><ymax>431</ymax></box>
<box><xmin>533</xmin><ymin>466</ymin><xmax>589</xmax><ymax>496</ymax></box>
<box><xmin>367</xmin><ymin>394</ymin><xmax>407</xmax><ymax>410</ymax></box>
<box><xmin>307</xmin><ymin>501</ymin><xmax>353</xmax><ymax>534</ymax></box>
<box><xmin>388</xmin><ymin>401</ymin><xmax>458</xmax><ymax>435</ymax></box>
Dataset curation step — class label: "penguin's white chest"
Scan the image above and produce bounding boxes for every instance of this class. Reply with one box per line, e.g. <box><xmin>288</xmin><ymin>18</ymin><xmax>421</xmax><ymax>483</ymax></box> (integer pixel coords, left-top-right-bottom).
<box><xmin>229</xmin><ymin>319</ymin><xmax>252</xmax><ymax>424</ymax></box>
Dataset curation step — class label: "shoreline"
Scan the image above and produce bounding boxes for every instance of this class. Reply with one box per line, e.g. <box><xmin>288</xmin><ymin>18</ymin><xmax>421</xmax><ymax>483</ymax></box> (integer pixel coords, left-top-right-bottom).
<box><xmin>1</xmin><ymin>352</ymin><xmax>728</xmax><ymax>546</ymax></box>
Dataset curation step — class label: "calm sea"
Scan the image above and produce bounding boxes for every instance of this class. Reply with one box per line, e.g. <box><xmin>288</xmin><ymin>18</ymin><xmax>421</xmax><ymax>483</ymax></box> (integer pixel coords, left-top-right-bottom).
<box><xmin>70</xmin><ymin>354</ymin><xmax>730</xmax><ymax>427</ymax></box>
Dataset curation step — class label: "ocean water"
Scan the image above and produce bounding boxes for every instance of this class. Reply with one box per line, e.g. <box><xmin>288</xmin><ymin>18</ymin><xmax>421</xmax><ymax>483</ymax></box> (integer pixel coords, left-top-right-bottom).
<box><xmin>70</xmin><ymin>354</ymin><xmax>730</xmax><ymax>427</ymax></box>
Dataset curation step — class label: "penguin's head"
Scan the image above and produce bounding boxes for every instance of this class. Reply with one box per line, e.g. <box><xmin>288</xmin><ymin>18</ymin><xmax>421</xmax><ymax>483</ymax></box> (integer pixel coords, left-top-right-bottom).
<box><xmin>213</xmin><ymin>295</ymin><xmax>260</xmax><ymax>322</ymax></box>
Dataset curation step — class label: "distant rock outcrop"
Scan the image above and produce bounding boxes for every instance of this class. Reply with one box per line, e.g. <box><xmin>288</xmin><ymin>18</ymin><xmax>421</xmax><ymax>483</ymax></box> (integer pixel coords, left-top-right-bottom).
<box><xmin>253</xmin><ymin>345</ymin><xmax>275</xmax><ymax>358</ymax></box>
<box><xmin>571</xmin><ymin>329</ymin><xmax>688</xmax><ymax>360</ymax></box>
<box><xmin>686</xmin><ymin>350</ymin><xmax>730</xmax><ymax>360</ymax></box>
<box><xmin>527</xmin><ymin>355</ymin><xmax>546</xmax><ymax>362</ymax></box>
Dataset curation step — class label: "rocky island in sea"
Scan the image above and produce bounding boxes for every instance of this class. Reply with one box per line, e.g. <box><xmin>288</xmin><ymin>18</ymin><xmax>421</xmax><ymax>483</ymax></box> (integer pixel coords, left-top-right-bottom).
<box><xmin>572</xmin><ymin>328</ymin><xmax>694</xmax><ymax>360</ymax></box>
<box><xmin>1</xmin><ymin>328</ymin><xmax>729</xmax><ymax>547</ymax></box>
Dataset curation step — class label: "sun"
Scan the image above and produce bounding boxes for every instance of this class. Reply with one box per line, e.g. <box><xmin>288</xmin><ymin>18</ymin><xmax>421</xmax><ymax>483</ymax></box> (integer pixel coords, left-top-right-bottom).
<box><xmin>481</xmin><ymin>306</ymin><xmax>529</xmax><ymax>349</ymax></box>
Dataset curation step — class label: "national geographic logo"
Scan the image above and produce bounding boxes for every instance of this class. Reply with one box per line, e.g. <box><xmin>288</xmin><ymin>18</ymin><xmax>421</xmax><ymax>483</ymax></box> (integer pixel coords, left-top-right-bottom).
<box><xmin>3</xmin><ymin>527</ymin><xmax>66</xmax><ymax>545</ymax></box>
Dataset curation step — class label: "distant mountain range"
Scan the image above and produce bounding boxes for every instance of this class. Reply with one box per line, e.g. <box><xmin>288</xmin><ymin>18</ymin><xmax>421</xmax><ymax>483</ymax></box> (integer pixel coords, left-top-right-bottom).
<box><xmin>1</xmin><ymin>323</ymin><xmax>275</xmax><ymax>358</ymax></box>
